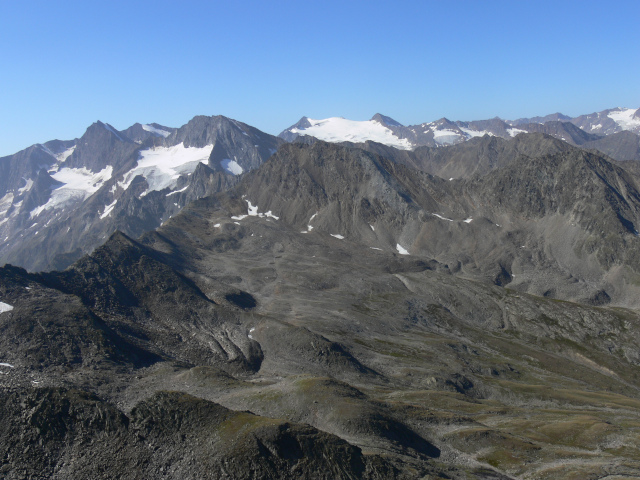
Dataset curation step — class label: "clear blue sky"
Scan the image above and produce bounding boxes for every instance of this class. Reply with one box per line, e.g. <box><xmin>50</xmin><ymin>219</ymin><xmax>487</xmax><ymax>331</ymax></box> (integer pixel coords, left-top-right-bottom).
<box><xmin>1</xmin><ymin>0</ymin><xmax>639</xmax><ymax>156</ymax></box>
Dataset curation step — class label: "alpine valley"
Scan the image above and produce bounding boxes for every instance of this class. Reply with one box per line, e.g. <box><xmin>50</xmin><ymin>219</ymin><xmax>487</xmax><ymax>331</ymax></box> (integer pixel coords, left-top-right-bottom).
<box><xmin>2</xmin><ymin>106</ymin><xmax>640</xmax><ymax>479</ymax></box>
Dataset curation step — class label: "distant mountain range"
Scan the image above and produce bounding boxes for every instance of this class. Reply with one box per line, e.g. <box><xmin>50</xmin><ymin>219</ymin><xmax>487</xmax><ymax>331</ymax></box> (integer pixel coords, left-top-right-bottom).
<box><xmin>3</xmin><ymin>127</ymin><xmax>640</xmax><ymax>477</ymax></box>
<box><xmin>3</xmin><ymin>105</ymin><xmax>640</xmax><ymax>478</ymax></box>
<box><xmin>0</xmin><ymin>106</ymin><xmax>638</xmax><ymax>272</ymax></box>
<box><xmin>0</xmin><ymin>116</ymin><xmax>282</xmax><ymax>271</ymax></box>
<box><xmin>280</xmin><ymin>106</ymin><xmax>640</xmax><ymax>150</ymax></box>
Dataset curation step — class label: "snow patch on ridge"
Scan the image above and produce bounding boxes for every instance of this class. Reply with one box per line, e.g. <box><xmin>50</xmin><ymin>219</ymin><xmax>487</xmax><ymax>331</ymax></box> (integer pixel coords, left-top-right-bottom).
<box><xmin>166</xmin><ymin>185</ymin><xmax>189</xmax><ymax>196</ymax></box>
<box><xmin>0</xmin><ymin>302</ymin><xmax>14</xmax><ymax>313</ymax></box>
<box><xmin>232</xmin><ymin>200</ymin><xmax>279</xmax><ymax>221</ymax></box>
<box><xmin>396</xmin><ymin>244</ymin><xmax>409</xmax><ymax>255</ymax></box>
<box><xmin>100</xmin><ymin>199</ymin><xmax>117</xmax><ymax>219</ymax></box>
<box><xmin>459</xmin><ymin>127</ymin><xmax>492</xmax><ymax>138</ymax></box>
<box><xmin>142</xmin><ymin>124</ymin><xmax>172</xmax><ymax>137</ymax></box>
<box><xmin>507</xmin><ymin>128</ymin><xmax>527</xmax><ymax>137</ymax></box>
<box><xmin>302</xmin><ymin>212</ymin><xmax>318</xmax><ymax>233</ymax></box>
<box><xmin>432</xmin><ymin>129</ymin><xmax>463</xmax><ymax>145</ymax></box>
<box><xmin>55</xmin><ymin>145</ymin><xmax>76</xmax><ymax>163</ymax></box>
<box><xmin>119</xmin><ymin>143</ymin><xmax>213</xmax><ymax>194</ymax></box>
<box><xmin>101</xmin><ymin>122</ymin><xmax>125</xmax><ymax>142</ymax></box>
<box><xmin>30</xmin><ymin>166</ymin><xmax>113</xmax><ymax>218</ymax></box>
<box><xmin>290</xmin><ymin>117</ymin><xmax>413</xmax><ymax>150</ymax></box>
<box><xmin>220</xmin><ymin>159</ymin><xmax>244</xmax><ymax>175</ymax></box>
<box><xmin>18</xmin><ymin>178</ymin><xmax>33</xmax><ymax>195</ymax></box>
<box><xmin>608</xmin><ymin>108</ymin><xmax>640</xmax><ymax>131</ymax></box>
<box><xmin>432</xmin><ymin>213</ymin><xmax>453</xmax><ymax>222</ymax></box>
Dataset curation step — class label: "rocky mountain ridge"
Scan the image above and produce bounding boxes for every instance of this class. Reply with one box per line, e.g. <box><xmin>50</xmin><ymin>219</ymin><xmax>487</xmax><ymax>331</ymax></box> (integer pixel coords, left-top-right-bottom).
<box><xmin>0</xmin><ymin>116</ymin><xmax>282</xmax><ymax>271</ymax></box>
<box><xmin>280</xmin><ymin>106</ymin><xmax>640</xmax><ymax>152</ymax></box>
<box><xmin>3</xmin><ymin>138</ymin><xmax>640</xmax><ymax>477</ymax></box>
<box><xmin>2</xmin><ymin>105</ymin><xmax>638</xmax><ymax>273</ymax></box>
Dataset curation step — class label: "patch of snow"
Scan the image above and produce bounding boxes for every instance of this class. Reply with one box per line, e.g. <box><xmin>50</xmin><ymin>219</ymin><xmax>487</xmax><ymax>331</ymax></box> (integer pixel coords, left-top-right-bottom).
<box><xmin>459</xmin><ymin>127</ymin><xmax>493</xmax><ymax>138</ymax></box>
<box><xmin>18</xmin><ymin>178</ymin><xmax>34</xmax><ymax>195</ymax></box>
<box><xmin>221</xmin><ymin>159</ymin><xmax>244</xmax><ymax>175</ymax></box>
<box><xmin>290</xmin><ymin>117</ymin><xmax>413</xmax><ymax>150</ymax></box>
<box><xmin>213</xmin><ymin>223</ymin><xmax>220</xmax><ymax>228</ymax></box>
<box><xmin>239</xmin><ymin>200</ymin><xmax>279</xmax><ymax>220</ymax></box>
<box><xmin>370</xmin><ymin>247</ymin><xmax>382</xmax><ymax>251</ymax></box>
<box><xmin>449</xmin><ymin>178</ymin><xmax>454</xmax><ymax>181</ymax></box>
<box><xmin>0</xmin><ymin>362</ymin><xmax>14</xmax><ymax>368</ymax></box>
<box><xmin>99</xmin><ymin>199</ymin><xmax>117</xmax><ymax>219</ymax></box>
<box><xmin>0</xmin><ymin>192</ymin><xmax>14</xmax><ymax>208</ymax></box>
<box><xmin>247</xmin><ymin>201</ymin><xmax>259</xmax><ymax>216</ymax></box>
<box><xmin>330</xmin><ymin>234</ymin><xmax>345</xmax><ymax>239</ymax></box>
<box><xmin>0</xmin><ymin>218</ymin><xmax>7</xmax><ymax>226</ymax></box>
<box><xmin>463</xmin><ymin>218</ymin><xmax>473</xmax><ymax>223</ymax></box>
<box><xmin>55</xmin><ymin>145</ymin><xmax>76</xmax><ymax>163</ymax></box>
<box><xmin>432</xmin><ymin>129</ymin><xmax>463</xmax><ymax>145</ymax></box>
<box><xmin>142</xmin><ymin>124</ymin><xmax>172</xmax><ymax>137</ymax></box>
<box><xmin>102</xmin><ymin>122</ymin><xmax>125</xmax><ymax>142</ymax></box>
<box><xmin>231</xmin><ymin>215</ymin><xmax>248</xmax><ymax>220</ymax></box>
<box><xmin>507</xmin><ymin>128</ymin><xmax>527</xmax><ymax>137</ymax></box>
<box><xmin>396</xmin><ymin>244</ymin><xmax>409</xmax><ymax>255</ymax></box>
<box><xmin>30</xmin><ymin>166</ymin><xmax>113</xmax><ymax>218</ymax></box>
<box><xmin>301</xmin><ymin>212</ymin><xmax>319</xmax><ymax>233</ymax></box>
<box><xmin>109</xmin><ymin>184</ymin><xmax>117</xmax><ymax>193</ymax></box>
<box><xmin>608</xmin><ymin>108</ymin><xmax>640</xmax><ymax>131</ymax></box>
<box><xmin>591</xmin><ymin>123</ymin><xmax>602</xmax><ymax>130</ymax></box>
<box><xmin>369</xmin><ymin>224</ymin><xmax>375</xmax><ymax>231</ymax></box>
<box><xmin>118</xmin><ymin>143</ymin><xmax>213</xmax><ymax>193</ymax></box>
<box><xmin>0</xmin><ymin>302</ymin><xmax>14</xmax><ymax>313</ymax></box>
<box><xmin>39</xmin><ymin>144</ymin><xmax>55</xmax><ymax>157</ymax></box>
<box><xmin>166</xmin><ymin>185</ymin><xmax>189</xmax><ymax>196</ymax></box>
<box><xmin>432</xmin><ymin>213</ymin><xmax>453</xmax><ymax>222</ymax></box>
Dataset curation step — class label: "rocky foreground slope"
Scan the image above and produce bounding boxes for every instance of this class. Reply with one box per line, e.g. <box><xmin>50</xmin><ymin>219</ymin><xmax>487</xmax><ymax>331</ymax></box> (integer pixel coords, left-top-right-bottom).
<box><xmin>2</xmin><ymin>140</ymin><xmax>640</xmax><ymax>478</ymax></box>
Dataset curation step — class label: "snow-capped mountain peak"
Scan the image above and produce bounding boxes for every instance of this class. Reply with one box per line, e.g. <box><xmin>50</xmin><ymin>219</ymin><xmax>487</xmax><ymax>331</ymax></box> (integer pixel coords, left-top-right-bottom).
<box><xmin>608</xmin><ymin>107</ymin><xmax>640</xmax><ymax>131</ymax></box>
<box><xmin>280</xmin><ymin>116</ymin><xmax>413</xmax><ymax>150</ymax></box>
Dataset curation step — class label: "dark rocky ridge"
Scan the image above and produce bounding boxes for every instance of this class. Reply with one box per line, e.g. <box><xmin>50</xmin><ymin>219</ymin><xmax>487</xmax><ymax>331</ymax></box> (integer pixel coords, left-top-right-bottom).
<box><xmin>584</xmin><ymin>130</ymin><xmax>640</xmax><ymax>161</ymax></box>
<box><xmin>1</xmin><ymin>388</ymin><xmax>399</xmax><ymax>479</ymax></box>
<box><xmin>3</xmin><ymin>118</ymin><xmax>640</xmax><ymax>478</ymax></box>
<box><xmin>231</xmin><ymin>140</ymin><xmax>640</xmax><ymax>307</ymax></box>
<box><xmin>346</xmin><ymin>132</ymin><xmax>575</xmax><ymax>178</ymax></box>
